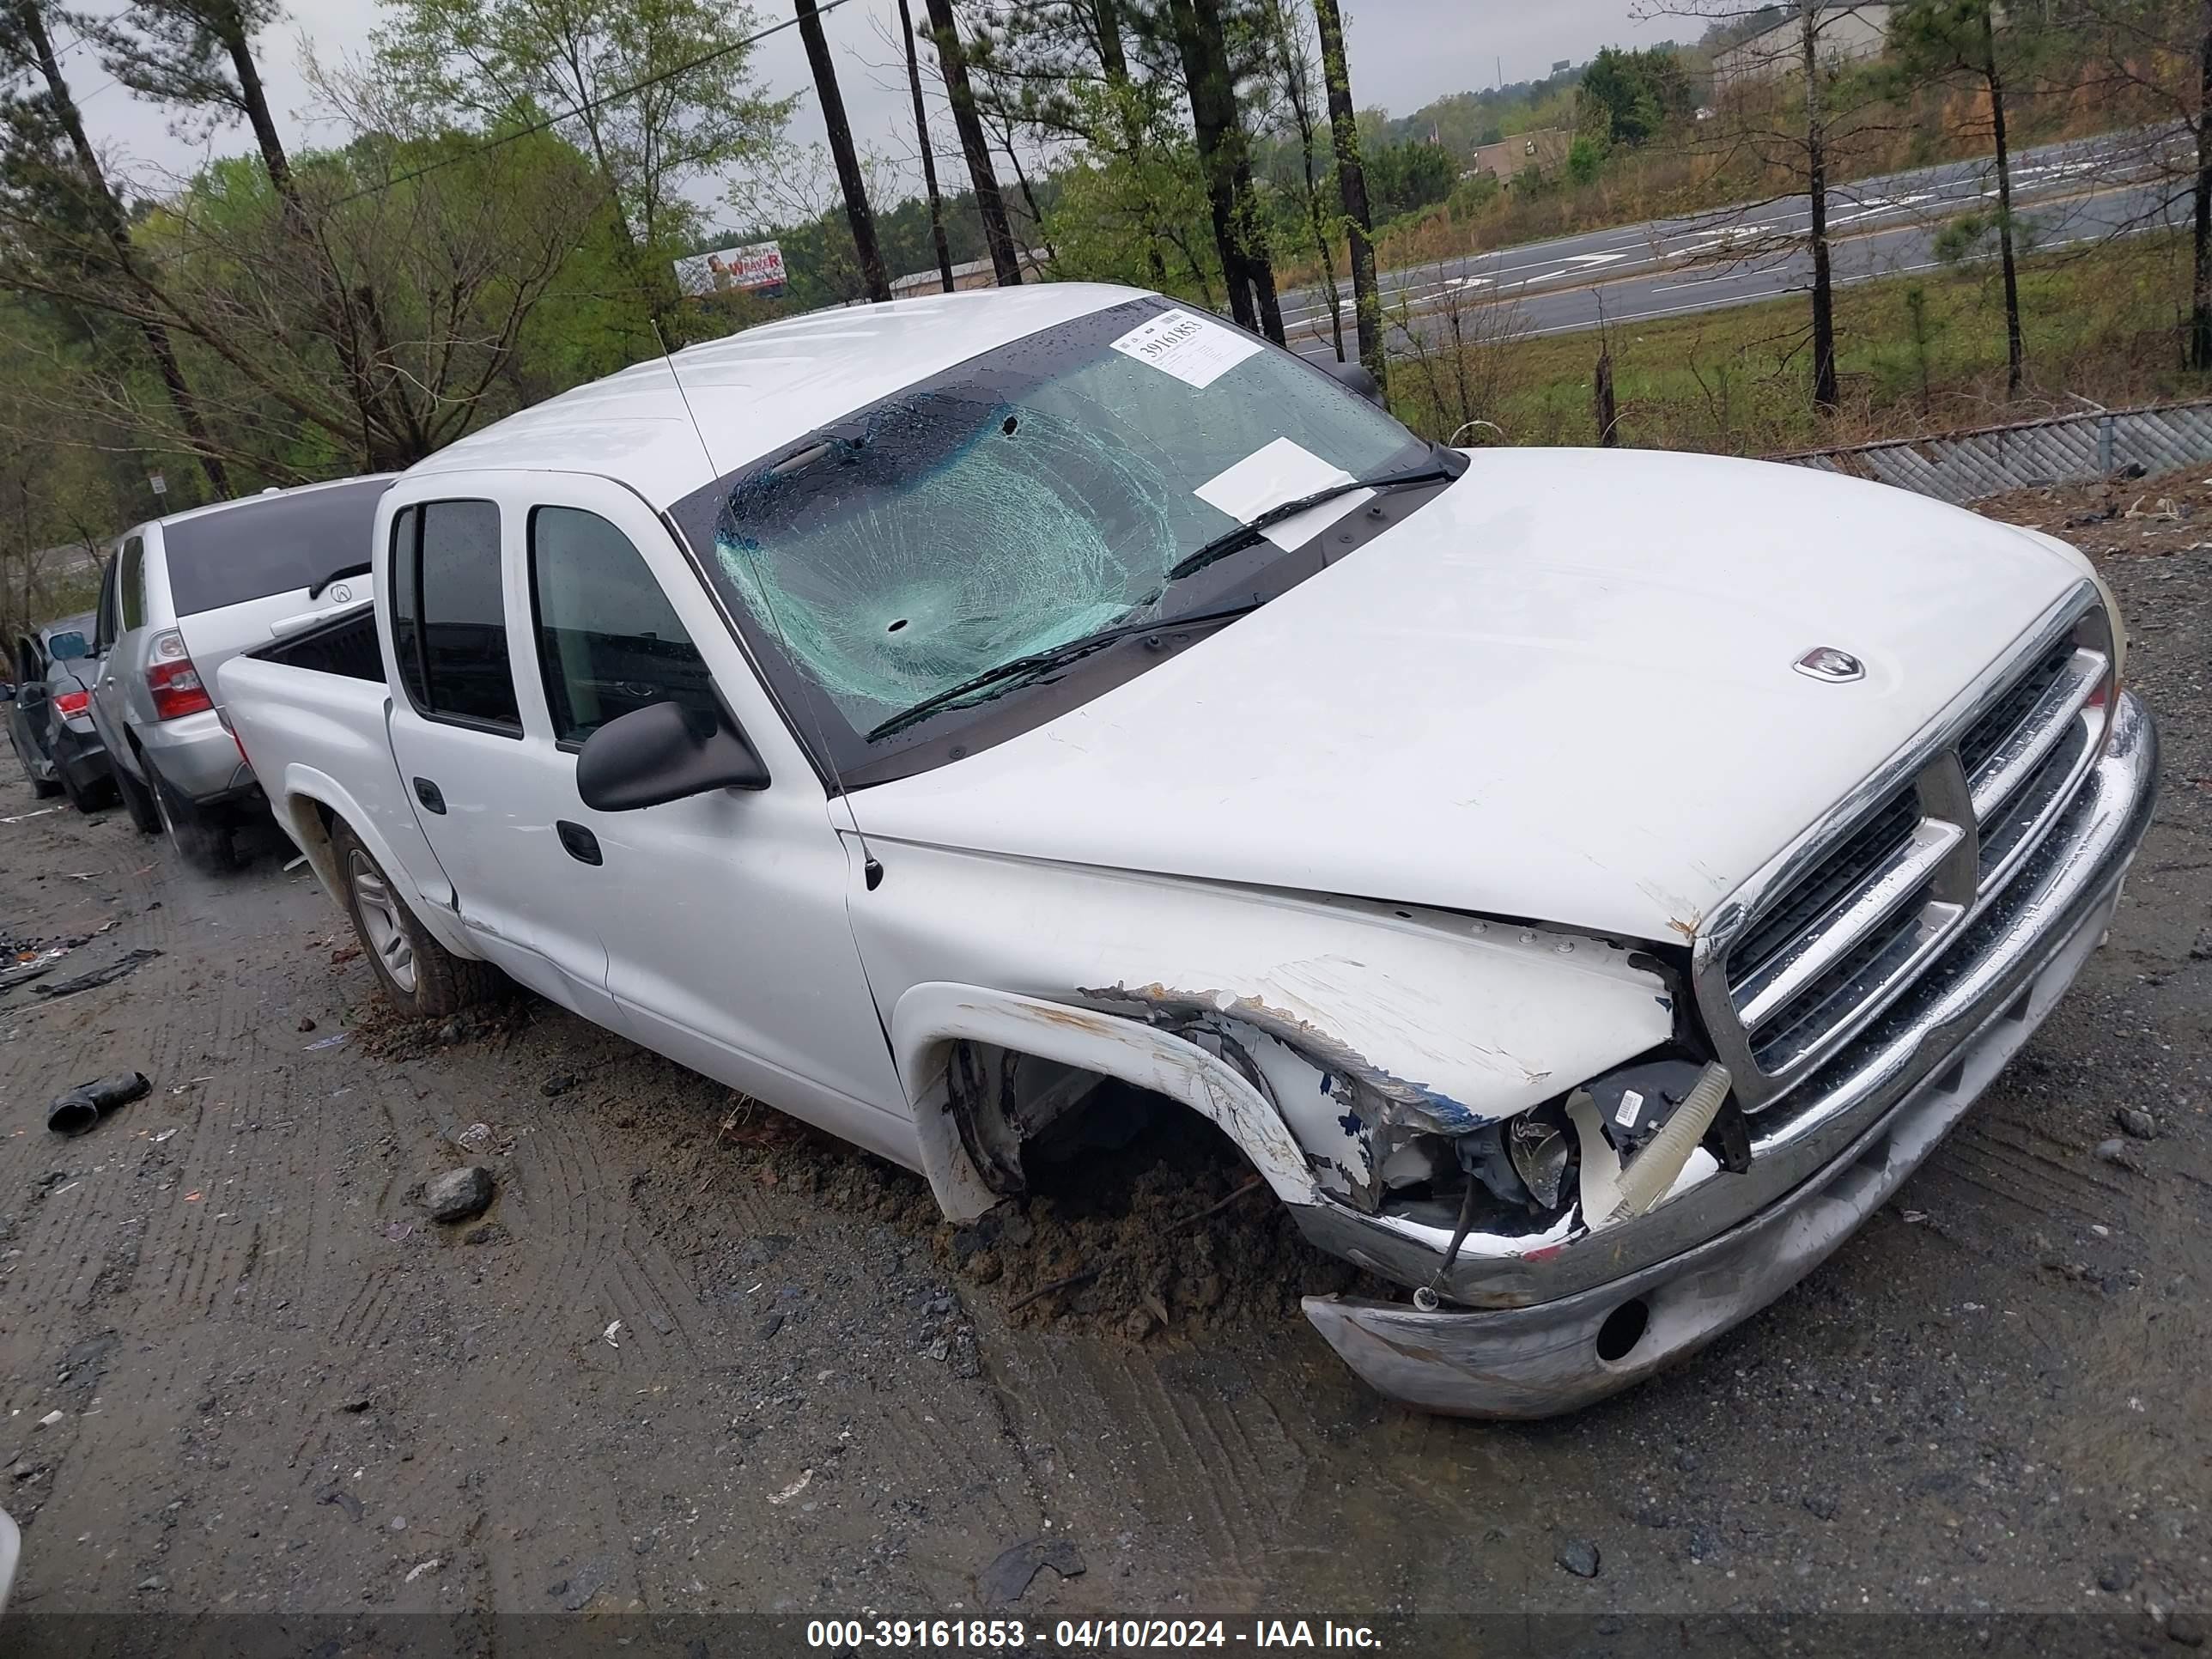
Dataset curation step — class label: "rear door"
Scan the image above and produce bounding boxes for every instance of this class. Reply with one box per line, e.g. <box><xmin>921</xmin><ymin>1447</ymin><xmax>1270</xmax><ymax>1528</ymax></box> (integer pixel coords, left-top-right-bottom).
<box><xmin>162</xmin><ymin>477</ymin><xmax>392</xmax><ymax>709</ymax></box>
<box><xmin>379</xmin><ymin>488</ymin><xmax>619</xmax><ymax>1024</ymax></box>
<box><xmin>89</xmin><ymin>535</ymin><xmax>146</xmax><ymax>763</ymax></box>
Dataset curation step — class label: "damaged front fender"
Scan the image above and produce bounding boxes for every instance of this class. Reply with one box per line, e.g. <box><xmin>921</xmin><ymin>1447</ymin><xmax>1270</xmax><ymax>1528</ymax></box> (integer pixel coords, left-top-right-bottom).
<box><xmin>1079</xmin><ymin>920</ymin><xmax>1675</xmax><ymax>1212</ymax></box>
<box><xmin>853</xmin><ymin>846</ymin><xmax>1676</xmax><ymax>1232</ymax></box>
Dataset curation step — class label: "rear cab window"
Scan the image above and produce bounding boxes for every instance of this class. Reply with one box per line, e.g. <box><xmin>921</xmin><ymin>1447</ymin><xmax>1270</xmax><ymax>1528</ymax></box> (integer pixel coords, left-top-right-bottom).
<box><xmin>160</xmin><ymin>479</ymin><xmax>391</xmax><ymax>617</ymax></box>
<box><xmin>388</xmin><ymin>499</ymin><xmax>521</xmax><ymax>734</ymax></box>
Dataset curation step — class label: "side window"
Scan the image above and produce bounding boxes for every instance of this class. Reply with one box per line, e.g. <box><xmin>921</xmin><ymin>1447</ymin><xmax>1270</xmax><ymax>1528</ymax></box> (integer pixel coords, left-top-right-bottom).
<box><xmin>93</xmin><ymin>556</ymin><xmax>118</xmax><ymax>652</ymax></box>
<box><xmin>387</xmin><ymin>506</ymin><xmax>426</xmax><ymax>708</ymax></box>
<box><xmin>528</xmin><ymin>507</ymin><xmax>719</xmax><ymax>745</ymax></box>
<box><xmin>118</xmin><ymin>537</ymin><xmax>146</xmax><ymax>631</ymax></box>
<box><xmin>393</xmin><ymin>500</ymin><xmax>520</xmax><ymax>732</ymax></box>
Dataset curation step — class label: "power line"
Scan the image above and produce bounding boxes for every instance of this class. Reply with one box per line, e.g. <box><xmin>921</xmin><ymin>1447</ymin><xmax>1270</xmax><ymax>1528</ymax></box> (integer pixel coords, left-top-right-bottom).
<box><xmin>328</xmin><ymin>0</ymin><xmax>852</xmax><ymax>209</ymax></box>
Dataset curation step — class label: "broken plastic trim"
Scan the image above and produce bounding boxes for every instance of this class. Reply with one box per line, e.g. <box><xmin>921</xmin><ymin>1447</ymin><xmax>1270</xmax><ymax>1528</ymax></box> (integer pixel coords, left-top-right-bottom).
<box><xmin>1080</xmin><ymin>981</ymin><xmax>1516</xmax><ymax>1215</ymax></box>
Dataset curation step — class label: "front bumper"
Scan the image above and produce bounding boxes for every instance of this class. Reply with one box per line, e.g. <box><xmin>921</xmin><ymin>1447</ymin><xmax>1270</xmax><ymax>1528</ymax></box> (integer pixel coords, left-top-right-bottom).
<box><xmin>1301</xmin><ymin>690</ymin><xmax>2159</xmax><ymax>1418</ymax></box>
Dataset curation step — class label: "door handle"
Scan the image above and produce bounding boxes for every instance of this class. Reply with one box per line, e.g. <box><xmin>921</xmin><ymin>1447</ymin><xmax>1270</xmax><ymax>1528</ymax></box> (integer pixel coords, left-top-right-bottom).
<box><xmin>556</xmin><ymin>820</ymin><xmax>602</xmax><ymax>866</ymax></box>
<box><xmin>413</xmin><ymin>777</ymin><xmax>446</xmax><ymax>814</ymax></box>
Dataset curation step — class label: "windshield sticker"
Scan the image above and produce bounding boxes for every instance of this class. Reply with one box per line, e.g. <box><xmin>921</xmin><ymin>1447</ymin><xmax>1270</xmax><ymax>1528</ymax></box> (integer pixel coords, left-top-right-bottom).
<box><xmin>1109</xmin><ymin>307</ymin><xmax>1263</xmax><ymax>389</ymax></box>
<box><xmin>1194</xmin><ymin>437</ymin><xmax>1374</xmax><ymax>550</ymax></box>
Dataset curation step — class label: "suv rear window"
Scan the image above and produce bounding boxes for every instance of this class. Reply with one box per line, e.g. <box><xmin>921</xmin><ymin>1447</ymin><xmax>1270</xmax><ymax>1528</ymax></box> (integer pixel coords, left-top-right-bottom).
<box><xmin>161</xmin><ymin>478</ymin><xmax>392</xmax><ymax>616</ymax></box>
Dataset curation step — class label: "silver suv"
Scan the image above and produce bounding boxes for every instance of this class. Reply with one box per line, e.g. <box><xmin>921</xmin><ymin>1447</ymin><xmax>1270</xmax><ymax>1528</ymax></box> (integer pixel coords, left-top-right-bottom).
<box><xmin>89</xmin><ymin>477</ymin><xmax>393</xmax><ymax>871</ymax></box>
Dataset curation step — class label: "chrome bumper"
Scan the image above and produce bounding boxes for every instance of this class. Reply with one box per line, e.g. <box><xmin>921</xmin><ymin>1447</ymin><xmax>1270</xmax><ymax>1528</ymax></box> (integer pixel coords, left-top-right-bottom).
<box><xmin>1300</xmin><ymin>691</ymin><xmax>2158</xmax><ymax>1419</ymax></box>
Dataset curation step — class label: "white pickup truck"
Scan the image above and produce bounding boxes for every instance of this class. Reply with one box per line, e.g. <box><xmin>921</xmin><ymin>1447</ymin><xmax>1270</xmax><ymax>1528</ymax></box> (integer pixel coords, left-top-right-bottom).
<box><xmin>218</xmin><ymin>283</ymin><xmax>2158</xmax><ymax>1417</ymax></box>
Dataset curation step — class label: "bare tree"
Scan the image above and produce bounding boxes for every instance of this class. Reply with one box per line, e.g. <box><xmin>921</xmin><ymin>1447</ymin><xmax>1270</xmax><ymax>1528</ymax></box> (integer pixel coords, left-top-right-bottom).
<box><xmin>1645</xmin><ymin>1</ymin><xmax>1901</xmax><ymax>414</ymax></box>
<box><xmin>373</xmin><ymin>0</ymin><xmax>793</xmax><ymax>334</ymax></box>
<box><xmin>962</xmin><ymin>0</ymin><xmax>1174</xmax><ymax>286</ymax></box>
<box><xmin>1890</xmin><ymin>0</ymin><xmax>2040</xmax><ymax>394</ymax></box>
<box><xmin>898</xmin><ymin>0</ymin><xmax>958</xmax><ymax>290</ymax></box>
<box><xmin>1383</xmin><ymin>264</ymin><xmax>1528</xmax><ymax>444</ymax></box>
<box><xmin>2070</xmin><ymin>1</ymin><xmax>2212</xmax><ymax>368</ymax></box>
<box><xmin>0</xmin><ymin>76</ymin><xmax>606</xmax><ymax>475</ymax></box>
<box><xmin>1165</xmin><ymin>0</ymin><xmax>1284</xmax><ymax>340</ymax></box>
<box><xmin>797</xmin><ymin>0</ymin><xmax>891</xmax><ymax>301</ymax></box>
<box><xmin>1311</xmin><ymin>0</ymin><xmax>1384</xmax><ymax>387</ymax></box>
<box><xmin>0</xmin><ymin>0</ymin><xmax>232</xmax><ymax>495</ymax></box>
<box><xmin>1261</xmin><ymin>0</ymin><xmax>1344</xmax><ymax>359</ymax></box>
<box><xmin>923</xmin><ymin>0</ymin><xmax>1025</xmax><ymax>283</ymax></box>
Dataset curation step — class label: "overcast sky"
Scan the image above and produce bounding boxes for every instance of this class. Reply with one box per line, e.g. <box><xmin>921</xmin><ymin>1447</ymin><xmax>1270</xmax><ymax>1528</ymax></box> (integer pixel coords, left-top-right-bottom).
<box><xmin>57</xmin><ymin>0</ymin><xmax>1661</xmax><ymax>237</ymax></box>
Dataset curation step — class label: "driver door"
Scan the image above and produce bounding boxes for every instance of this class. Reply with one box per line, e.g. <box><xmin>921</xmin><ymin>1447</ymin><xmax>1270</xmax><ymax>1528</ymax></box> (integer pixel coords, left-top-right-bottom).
<box><xmin>505</xmin><ymin>476</ymin><xmax>909</xmax><ymax>1158</ymax></box>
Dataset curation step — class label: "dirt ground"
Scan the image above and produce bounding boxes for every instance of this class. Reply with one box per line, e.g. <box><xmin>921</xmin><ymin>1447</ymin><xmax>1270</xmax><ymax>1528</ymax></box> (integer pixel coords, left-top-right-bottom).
<box><xmin>2</xmin><ymin>477</ymin><xmax>2210</xmax><ymax>1656</ymax></box>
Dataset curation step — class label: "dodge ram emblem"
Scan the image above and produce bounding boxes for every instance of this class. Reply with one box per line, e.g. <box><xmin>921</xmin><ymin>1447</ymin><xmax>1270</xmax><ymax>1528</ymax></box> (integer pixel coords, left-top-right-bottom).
<box><xmin>1794</xmin><ymin>646</ymin><xmax>1865</xmax><ymax>683</ymax></box>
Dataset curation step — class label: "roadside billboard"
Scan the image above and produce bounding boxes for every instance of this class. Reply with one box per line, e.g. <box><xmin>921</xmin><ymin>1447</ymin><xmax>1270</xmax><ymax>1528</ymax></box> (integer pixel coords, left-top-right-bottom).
<box><xmin>675</xmin><ymin>241</ymin><xmax>787</xmax><ymax>299</ymax></box>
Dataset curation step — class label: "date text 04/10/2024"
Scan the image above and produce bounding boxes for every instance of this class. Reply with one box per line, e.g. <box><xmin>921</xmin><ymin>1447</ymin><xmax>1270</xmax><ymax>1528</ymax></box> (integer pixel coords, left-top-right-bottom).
<box><xmin>804</xmin><ymin>1619</ymin><xmax>1383</xmax><ymax>1649</ymax></box>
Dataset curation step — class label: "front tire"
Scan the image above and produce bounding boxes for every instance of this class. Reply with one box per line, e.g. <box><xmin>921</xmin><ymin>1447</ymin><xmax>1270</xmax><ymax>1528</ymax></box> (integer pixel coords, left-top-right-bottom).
<box><xmin>331</xmin><ymin>818</ymin><xmax>500</xmax><ymax>1018</ymax></box>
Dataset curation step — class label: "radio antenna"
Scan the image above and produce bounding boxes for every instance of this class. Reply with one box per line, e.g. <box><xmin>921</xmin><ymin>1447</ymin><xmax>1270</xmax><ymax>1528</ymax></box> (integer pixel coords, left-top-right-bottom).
<box><xmin>648</xmin><ymin>320</ymin><xmax>882</xmax><ymax>885</ymax></box>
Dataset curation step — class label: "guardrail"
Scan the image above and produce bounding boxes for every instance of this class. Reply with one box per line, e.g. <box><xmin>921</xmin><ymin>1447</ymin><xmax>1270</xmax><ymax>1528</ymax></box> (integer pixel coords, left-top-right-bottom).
<box><xmin>1775</xmin><ymin>398</ymin><xmax>2212</xmax><ymax>505</ymax></box>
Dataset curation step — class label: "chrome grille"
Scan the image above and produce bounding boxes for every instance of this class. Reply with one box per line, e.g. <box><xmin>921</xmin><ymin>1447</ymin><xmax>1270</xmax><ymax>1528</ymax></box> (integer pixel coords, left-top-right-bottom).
<box><xmin>1698</xmin><ymin>585</ymin><xmax>2115</xmax><ymax>1109</ymax></box>
<box><xmin>1727</xmin><ymin>792</ymin><xmax>1920</xmax><ymax>986</ymax></box>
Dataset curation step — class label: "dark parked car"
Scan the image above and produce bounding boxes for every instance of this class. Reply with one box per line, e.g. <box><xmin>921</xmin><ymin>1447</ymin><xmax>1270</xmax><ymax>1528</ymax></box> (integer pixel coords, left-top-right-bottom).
<box><xmin>5</xmin><ymin>612</ymin><xmax>112</xmax><ymax>810</ymax></box>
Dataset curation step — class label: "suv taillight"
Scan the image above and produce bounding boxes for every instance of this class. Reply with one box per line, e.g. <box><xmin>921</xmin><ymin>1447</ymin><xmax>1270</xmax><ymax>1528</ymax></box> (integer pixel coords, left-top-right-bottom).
<box><xmin>146</xmin><ymin>630</ymin><xmax>213</xmax><ymax>720</ymax></box>
<box><xmin>54</xmin><ymin>690</ymin><xmax>89</xmax><ymax>718</ymax></box>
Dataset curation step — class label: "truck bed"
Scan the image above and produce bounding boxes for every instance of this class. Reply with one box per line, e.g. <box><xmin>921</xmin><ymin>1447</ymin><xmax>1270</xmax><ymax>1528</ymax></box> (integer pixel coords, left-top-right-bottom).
<box><xmin>249</xmin><ymin>603</ymin><xmax>383</xmax><ymax>681</ymax></box>
<box><xmin>217</xmin><ymin>611</ymin><xmax>458</xmax><ymax>923</ymax></box>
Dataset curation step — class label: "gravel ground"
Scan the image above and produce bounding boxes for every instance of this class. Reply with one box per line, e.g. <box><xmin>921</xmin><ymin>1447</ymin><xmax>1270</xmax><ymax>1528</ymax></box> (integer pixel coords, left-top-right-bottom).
<box><xmin>0</xmin><ymin>478</ymin><xmax>2208</xmax><ymax>1655</ymax></box>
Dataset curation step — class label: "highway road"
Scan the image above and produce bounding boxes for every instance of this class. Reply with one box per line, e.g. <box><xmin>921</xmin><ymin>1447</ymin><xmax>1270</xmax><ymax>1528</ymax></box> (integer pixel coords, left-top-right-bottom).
<box><xmin>1282</xmin><ymin>127</ymin><xmax>2184</xmax><ymax>360</ymax></box>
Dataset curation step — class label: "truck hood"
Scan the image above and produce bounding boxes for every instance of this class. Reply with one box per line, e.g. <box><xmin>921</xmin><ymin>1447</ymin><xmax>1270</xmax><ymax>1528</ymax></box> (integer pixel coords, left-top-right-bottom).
<box><xmin>854</xmin><ymin>447</ymin><xmax>2094</xmax><ymax>943</ymax></box>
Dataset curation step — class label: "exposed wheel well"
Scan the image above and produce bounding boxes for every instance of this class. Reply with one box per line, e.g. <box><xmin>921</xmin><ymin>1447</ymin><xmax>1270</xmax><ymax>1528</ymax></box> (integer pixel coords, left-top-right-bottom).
<box><xmin>891</xmin><ymin>985</ymin><xmax>1318</xmax><ymax>1224</ymax></box>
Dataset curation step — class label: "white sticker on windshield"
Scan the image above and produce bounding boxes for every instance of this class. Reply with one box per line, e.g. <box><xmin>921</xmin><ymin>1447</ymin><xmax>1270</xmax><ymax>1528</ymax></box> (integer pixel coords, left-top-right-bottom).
<box><xmin>1194</xmin><ymin>437</ymin><xmax>1374</xmax><ymax>551</ymax></box>
<box><xmin>1109</xmin><ymin>307</ymin><xmax>1262</xmax><ymax>389</ymax></box>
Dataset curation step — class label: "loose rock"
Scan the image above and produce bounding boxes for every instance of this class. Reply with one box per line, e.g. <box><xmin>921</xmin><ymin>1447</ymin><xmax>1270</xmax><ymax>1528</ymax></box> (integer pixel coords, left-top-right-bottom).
<box><xmin>2100</xmin><ymin>1557</ymin><xmax>2139</xmax><ymax>1594</ymax></box>
<box><xmin>2168</xmin><ymin>1610</ymin><xmax>2206</xmax><ymax>1648</ymax></box>
<box><xmin>2094</xmin><ymin>1138</ymin><xmax>2130</xmax><ymax>1166</ymax></box>
<box><xmin>422</xmin><ymin>1165</ymin><xmax>494</xmax><ymax>1224</ymax></box>
<box><xmin>1555</xmin><ymin>1539</ymin><xmax>1601</xmax><ymax>1578</ymax></box>
<box><xmin>2118</xmin><ymin>1108</ymin><xmax>2159</xmax><ymax>1141</ymax></box>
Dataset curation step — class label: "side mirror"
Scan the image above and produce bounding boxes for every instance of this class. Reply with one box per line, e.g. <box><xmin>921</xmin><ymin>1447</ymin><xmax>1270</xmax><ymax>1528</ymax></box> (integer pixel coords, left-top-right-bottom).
<box><xmin>1322</xmin><ymin>358</ymin><xmax>1386</xmax><ymax>408</ymax></box>
<box><xmin>575</xmin><ymin>698</ymin><xmax>769</xmax><ymax>811</ymax></box>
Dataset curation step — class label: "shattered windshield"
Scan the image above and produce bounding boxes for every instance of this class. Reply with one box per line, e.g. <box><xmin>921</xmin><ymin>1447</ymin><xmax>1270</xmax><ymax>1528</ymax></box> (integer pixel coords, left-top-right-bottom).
<box><xmin>669</xmin><ymin>296</ymin><xmax>1427</xmax><ymax>776</ymax></box>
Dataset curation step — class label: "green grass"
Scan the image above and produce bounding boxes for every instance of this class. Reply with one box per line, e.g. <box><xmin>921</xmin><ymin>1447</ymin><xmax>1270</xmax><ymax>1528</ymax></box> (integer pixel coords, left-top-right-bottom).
<box><xmin>1389</xmin><ymin>233</ymin><xmax>2206</xmax><ymax>456</ymax></box>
